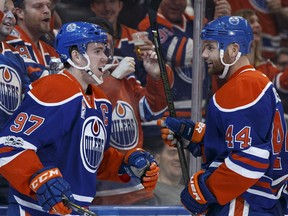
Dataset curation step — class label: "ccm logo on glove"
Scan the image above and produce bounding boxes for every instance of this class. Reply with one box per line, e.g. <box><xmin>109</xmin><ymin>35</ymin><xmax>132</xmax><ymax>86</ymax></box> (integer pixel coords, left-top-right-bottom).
<box><xmin>30</xmin><ymin>167</ymin><xmax>62</xmax><ymax>191</ymax></box>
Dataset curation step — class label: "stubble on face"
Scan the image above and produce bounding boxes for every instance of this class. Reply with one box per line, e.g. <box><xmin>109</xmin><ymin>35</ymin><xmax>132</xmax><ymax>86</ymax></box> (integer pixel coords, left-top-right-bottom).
<box><xmin>21</xmin><ymin>0</ymin><xmax>52</xmax><ymax>35</ymax></box>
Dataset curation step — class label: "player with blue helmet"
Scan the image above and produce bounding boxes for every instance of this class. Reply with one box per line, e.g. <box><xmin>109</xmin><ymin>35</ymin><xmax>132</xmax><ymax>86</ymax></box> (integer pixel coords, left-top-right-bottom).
<box><xmin>158</xmin><ymin>16</ymin><xmax>288</xmax><ymax>215</ymax></box>
<box><xmin>201</xmin><ymin>15</ymin><xmax>253</xmax><ymax>79</ymax></box>
<box><xmin>0</xmin><ymin>21</ymin><xmax>159</xmax><ymax>215</ymax></box>
<box><xmin>55</xmin><ymin>21</ymin><xmax>113</xmax><ymax>85</ymax></box>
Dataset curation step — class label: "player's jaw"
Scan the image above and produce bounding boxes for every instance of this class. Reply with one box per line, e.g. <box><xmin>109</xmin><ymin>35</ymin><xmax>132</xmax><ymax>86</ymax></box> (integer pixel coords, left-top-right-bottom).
<box><xmin>39</xmin><ymin>16</ymin><xmax>51</xmax><ymax>33</ymax></box>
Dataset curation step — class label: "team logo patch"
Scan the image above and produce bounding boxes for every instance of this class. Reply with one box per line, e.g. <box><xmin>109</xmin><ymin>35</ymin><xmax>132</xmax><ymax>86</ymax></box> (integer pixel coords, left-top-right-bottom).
<box><xmin>66</xmin><ymin>23</ymin><xmax>77</xmax><ymax>32</ymax></box>
<box><xmin>80</xmin><ymin>116</ymin><xmax>107</xmax><ymax>173</ymax></box>
<box><xmin>4</xmin><ymin>136</ymin><xmax>24</xmax><ymax>147</ymax></box>
<box><xmin>110</xmin><ymin>101</ymin><xmax>138</xmax><ymax>150</ymax></box>
<box><xmin>229</xmin><ymin>16</ymin><xmax>240</xmax><ymax>25</ymax></box>
<box><xmin>0</xmin><ymin>65</ymin><xmax>21</xmax><ymax>115</ymax></box>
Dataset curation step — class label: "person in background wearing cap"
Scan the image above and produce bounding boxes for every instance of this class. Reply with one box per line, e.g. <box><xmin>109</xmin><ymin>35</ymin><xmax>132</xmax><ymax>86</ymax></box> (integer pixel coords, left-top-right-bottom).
<box><xmin>158</xmin><ymin>15</ymin><xmax>288</xmax><ymax>215</ymax></box>
<box><xmin>5</xmin><ymin>0</ymin><xmax>60</xmax><ymax>73</ymax></box>
<box><xmin>0</xmin><ymin>21</ymin><xmax>159</xmax><ymax>215</ymax></box>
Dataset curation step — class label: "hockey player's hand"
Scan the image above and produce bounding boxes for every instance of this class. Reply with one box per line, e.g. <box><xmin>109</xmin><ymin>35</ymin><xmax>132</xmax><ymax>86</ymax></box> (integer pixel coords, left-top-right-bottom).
<box><xmin>181</xmin><ymin>170</ymin><xmax>216</xmax><ymax>215</ymax></box>
<box><xmin>118</xmin><ymin>148</ymin><xmax>159</xmax><ymax>191</ymax></box>
<box><xmin>157</xmin><ymin>117</ymin><xmax>206</xmax><ymax>157</ymax></box>
<box><xmin>29</xmin><ymin>167</ymin><xmax>74</xmax><ymax>215</ymax></box>
<box><xmin>143</xmin><ymin>50</ymin><xmax>161</xmax><ymax>80</ymax></box>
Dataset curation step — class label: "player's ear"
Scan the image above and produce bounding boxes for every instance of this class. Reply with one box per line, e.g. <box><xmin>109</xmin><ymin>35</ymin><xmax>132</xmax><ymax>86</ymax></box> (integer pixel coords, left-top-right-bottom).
<box><xmin>70</xmin><ymin>50</ymin><xmax>82</xmax><ymax>64</ymax></box>
<box><xmin>231</xmin><ymin>43</ymin><xmax>240</xmax><ymax>58</ymax></box>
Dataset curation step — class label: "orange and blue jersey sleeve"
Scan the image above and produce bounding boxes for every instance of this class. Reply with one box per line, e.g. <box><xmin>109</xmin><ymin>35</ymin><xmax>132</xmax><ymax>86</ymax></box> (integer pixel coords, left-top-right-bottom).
<box><xmin>127</xmin><ymin>65</ymin><xmax>174</xmax><ymax>122</ymax></box>
<box><xmin>97</xmin><ymin>147</ymin><xmax>125</xmax><ymax>181</ymax></box>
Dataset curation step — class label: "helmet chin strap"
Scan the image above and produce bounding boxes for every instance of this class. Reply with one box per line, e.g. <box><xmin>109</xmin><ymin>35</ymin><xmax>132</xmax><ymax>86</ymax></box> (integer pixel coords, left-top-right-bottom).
<box><xmin>218</xmin><ymin>49</ymin><xmax>241</xmax><ymax>79</ymax></box>
<box><xmin>67</xmin><ymin>53</ymin><xmax>103</xmax><ymax>85</ymax></box>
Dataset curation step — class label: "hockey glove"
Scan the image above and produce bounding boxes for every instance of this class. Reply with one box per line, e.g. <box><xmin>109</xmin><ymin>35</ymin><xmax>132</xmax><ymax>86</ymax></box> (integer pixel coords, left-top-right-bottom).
<box><xmin>29</xmin><ymin>166</ymin><xmax>74</xmax><ymax>215</ymax></box>
<box><xmin>181</xmin><ymin>170</ymin><xmax>216</xmax><ymax>215</ymax></box>
<box><xmin>118</xmin><ymin>148</ymin><xmax>159</xmax><ymax>191</ymax></box>
<box><xmin>157</xmin><ymin>117</ymin><xmax>206</xmax><ymax>157</ymax></box>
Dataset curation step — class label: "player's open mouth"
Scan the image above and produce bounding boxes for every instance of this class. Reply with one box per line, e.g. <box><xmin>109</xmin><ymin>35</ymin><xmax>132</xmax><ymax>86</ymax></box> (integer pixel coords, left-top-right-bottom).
<box><xmin>3</xmin><ymin>22</ymin><xmax>12</xmax><ymax>27</ymax></box>
<box><xmin>98</xmin><ymin>67</ymin><xmax>105</xmax><ymax>74</ymax></box>
<box><xmin>42</xmin><ymin>18</ymin><xmax>50</xmax><ymax>23</ymax></box>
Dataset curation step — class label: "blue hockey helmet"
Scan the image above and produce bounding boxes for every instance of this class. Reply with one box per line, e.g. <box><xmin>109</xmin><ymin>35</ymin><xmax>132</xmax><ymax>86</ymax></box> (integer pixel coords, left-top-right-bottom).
<box><xmin>55</xmin><ymin>22</ymin><xmax>108</xmax><ymax>63</ymax></box>
<box><xmin>201</xmin><ymin>16</ymin><xmax>253</xmax><ymax>55</ymax></box>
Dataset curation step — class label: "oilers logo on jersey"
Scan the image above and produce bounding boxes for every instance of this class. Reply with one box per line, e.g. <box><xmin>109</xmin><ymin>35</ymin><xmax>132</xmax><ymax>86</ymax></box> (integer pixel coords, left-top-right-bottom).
<box><xmin>0</xmin><ymin>65</ymin><xmax>21</xmax><ymax>115</ymax></box>
<box><xmin>80</xmin><ymin>116</ymin><xmax>107</xmax><ymax>173</ymax></box>
<box><xmin>110</xmin><ymin>101</ymin><xmax>139</xmax><ymax>150</ymax></box>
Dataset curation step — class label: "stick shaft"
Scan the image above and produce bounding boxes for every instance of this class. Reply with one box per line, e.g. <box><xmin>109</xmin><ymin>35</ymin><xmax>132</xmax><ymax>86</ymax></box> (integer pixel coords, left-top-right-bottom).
<box><xmin>63</xmin><ymin>198</ymin><xmax>97</xmax><ymax>216</ymax></box>
<box><xmin>147</xmin><ymin>6</ymin><xmax>190</xmax><ymax>185</ymax></box>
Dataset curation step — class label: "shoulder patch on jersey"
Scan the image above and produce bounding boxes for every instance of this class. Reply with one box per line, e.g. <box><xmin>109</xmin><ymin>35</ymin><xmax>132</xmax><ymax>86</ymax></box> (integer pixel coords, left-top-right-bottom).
<box><xmin>214</xmin><ymin>70</ymin><xmax>272</xmax><ymax>110</ymax></box>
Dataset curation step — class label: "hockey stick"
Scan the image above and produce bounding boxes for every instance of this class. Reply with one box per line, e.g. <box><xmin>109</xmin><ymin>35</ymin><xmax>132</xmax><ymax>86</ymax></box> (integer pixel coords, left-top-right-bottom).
<box><xmin>146</xmin><ymin>1</ymin><xmax>190</xmax><ymax>185</ymax></box>
<box><xmin>62</xmin><ymin>197</ymin><xmax>97</xmax><ymax>216</ymax></box>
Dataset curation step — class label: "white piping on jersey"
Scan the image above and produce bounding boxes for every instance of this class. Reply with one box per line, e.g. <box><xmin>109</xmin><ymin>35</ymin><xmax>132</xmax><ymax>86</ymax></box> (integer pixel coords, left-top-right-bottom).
<box><xmin>19</xmin><ymin>206</ymin><xmax>27</xmax><ymax>216</ymax></box>
<box><xmin>28</xmin><ymin>91</ymin><xmax>84</xmax><ymax>107</ymax></box>
<box><xmin>14</xmin><ymin>195</ymin><xmax>43</xmax><ymax>212</ymax></box>
<box><xmin>61</xmin><ymin>71</ymin><xmax>111</xmax><ymax>107</ymax></box>
<box><xmin>0</xmin><ymin>150</ymin><xmax>22</xmax><ymax>167</ymax></box>
<box><xmin>167</xmin><ymin>37</ymin><xmax>178</xmax><ymax>62</ymax></box>
<box><xmin>208</xmin><ymin>161</ymin><xmax>223</xmax><ymax>168</ymax></box>
<box><xmin>28</xmin><ymin>71</ymin><xmax>102</xmax><ymax>108</ymax></box>
<box><xmin>95</xmin><ymin>183</ymin><xmax>144</xmax><ymax>196</ymax></box>
<box><xmin>73</xmin><ymin>193</ymin><xmax>94</xmax><ymax>203</ymax></box>
<box><xmin>261</xmin><ymin>173</ymin><xmax>288</xmax><ymax>187</ymax></box>
<box><xmin>225</xmin><ymin>157</ymin><xmax>264</xmax><ymax>179</ymax></box>
<box><xmin>247</xmin><ymin>183</ymin><xmax>286</xmax><ymax>200</ymax></box>
<box><xmin>5</xmin><ymin>38</ymin><xmax>23</xmax><ymax>44</ymax></box>
<box><xmin>185</xmin><ymin>38</ymin><xmax>193</xmax><ymax>63</ymax></box>
<box><xmin>1</xmin><ymin>42</ymin><xmax>18</xmax><ymax>55</ymax></box>
<box><xmin>242</xmin><ymin>146</ymin><xmax>270</xmax><ymax>159</ymax></box>
<box><xmin>213</xmin><ymin>81</ymin><xmax>272</xmax><ymax>112</ymax></box>
<box><xmin>228</xmin><ymin>198</ymin><xmax>249</xmax><ymax>216</ymax></box>
<box><xmin>139</xmin><ymin>96</ymin><xmax>167</xmax><ymax>122</ymax></box>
